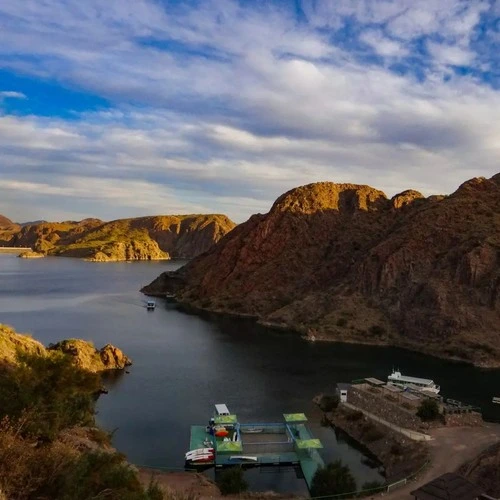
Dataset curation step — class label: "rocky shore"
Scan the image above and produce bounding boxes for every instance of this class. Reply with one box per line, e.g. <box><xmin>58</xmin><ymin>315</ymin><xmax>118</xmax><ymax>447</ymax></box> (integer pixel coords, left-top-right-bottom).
<box><xmin>18</xmin><ymin>250</ymin><xmax>45</xmax><ymax>258</ymax></box>
<box><xmin>0</xmin><ymin>324</ymin><xmax>131</xmax><ymax>373</ymax></box>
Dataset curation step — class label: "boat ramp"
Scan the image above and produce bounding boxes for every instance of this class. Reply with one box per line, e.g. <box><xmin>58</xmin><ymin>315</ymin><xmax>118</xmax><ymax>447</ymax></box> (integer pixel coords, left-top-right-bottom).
<box><xmin>187</xmin><ymin>408</ymin><xmax>324</xmax><ymax>491</ymax></box>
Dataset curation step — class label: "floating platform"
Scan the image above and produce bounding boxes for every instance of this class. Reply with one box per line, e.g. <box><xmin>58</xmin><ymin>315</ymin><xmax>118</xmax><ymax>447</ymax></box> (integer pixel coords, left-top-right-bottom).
<box><xmin>187</xmin><ymin>411</ymin><xmax>324</xmax><ymax>490</ymax></box>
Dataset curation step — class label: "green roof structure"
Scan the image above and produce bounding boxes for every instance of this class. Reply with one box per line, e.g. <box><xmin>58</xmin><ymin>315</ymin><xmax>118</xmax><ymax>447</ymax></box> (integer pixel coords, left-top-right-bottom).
<box><xmin>216</xmin><ymin>440</ymin><xmax>243</xmax><ymax>452</ymax></box>
<box><xmin>283</xmin><ymin>413</ymin><xmax>308</xmax><ymax>423</ymax></box>
<box><xmin>213</xmin><ymin>414</ymin><xmax>238</xmax><ymax>425</ymax></box>
<box><xmin>295</xmin><ymin>438</ymin><xmax>323</xmax><ymax>449</ymax></box>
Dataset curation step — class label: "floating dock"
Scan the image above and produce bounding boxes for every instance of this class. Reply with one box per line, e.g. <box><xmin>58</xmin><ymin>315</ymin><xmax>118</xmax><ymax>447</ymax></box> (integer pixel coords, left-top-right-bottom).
<box><xmin>187</xmin><ymin>410</ymin><xmax>324</xmax><ymax>490</ymax></box>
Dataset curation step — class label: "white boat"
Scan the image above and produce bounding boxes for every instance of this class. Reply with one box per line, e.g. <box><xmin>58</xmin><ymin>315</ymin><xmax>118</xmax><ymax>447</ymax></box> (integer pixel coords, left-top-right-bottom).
<box><xmin>493</xmin><ymin>397</ymin><xmax>500</xmax><ymax>405</ymax></box>
<box><xmin>185</xmin><ymin>448</ymin><xmax>214</xmax><ymax>460</ymax></box>
<box><xmin>388</xmin><ymin>370</ymin><xmax>440</xmax><ymax>394</ymax></box>
<box><xmin>146</xmin><ymin>300</ymin><xmax>156</xmax><ymax>310</ymax></box>
<box><xmin>229</xmin><ymin>456</ymin><xmax>258</xmax><ymax>462</ymax></box>
<box><xmin>186</xmin><ymin>453</ymin><xmax>215</xmax><ymax>464</ymax></box>
<box><xmin>240</xmin><ymin>427</ymin><xmax>263</xmax><ymax>434</ymax></box>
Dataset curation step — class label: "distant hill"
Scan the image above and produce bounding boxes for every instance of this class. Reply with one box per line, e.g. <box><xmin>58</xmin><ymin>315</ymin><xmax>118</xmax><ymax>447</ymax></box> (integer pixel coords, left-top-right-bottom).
<box><xmin>18</xmin><ymin>220</ymin><xmax>47</xmax><ymax>227</ymax></box>
<box><xmin>4</xmin><ymin>214</ymin><xmax>235</xmax><ymax>261</ymax></box>
<box><xmin>0</xmin><ymin>214</ymin><xmax>21</xmax><ymax>244</ymax></box>
<box><xmin>143</xmin><ymin>174</ymin><xmax>500</xmax><ymax>368</ymax></box>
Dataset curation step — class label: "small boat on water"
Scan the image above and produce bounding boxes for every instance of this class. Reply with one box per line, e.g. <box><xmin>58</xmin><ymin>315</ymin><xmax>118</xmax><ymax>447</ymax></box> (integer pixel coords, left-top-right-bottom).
<box><xmin>240</xmin><ymin>427</ymin><xmax>263</xmax><ymax>434</ymax></box>
<box><xmin>493</xmin><ymin>397</ymin><xmax>500</xmax><ymax>405</ymax></box>
<box><xmin>186</xmin><ymin>453</ymin><xmax>215</xmax><ymax>465</ymax></box>
<box><xmin>185</xmin><ymin>448</ymin><xmax>214</xmax><ymax>460</ymax></box>
<box><xmin>388</xmin><ymin>370</ymin><xmax>440</xmax><ymax>394</ymax></box>
<box><xmin>146</xmin><ymin>300</ymin><xmax>156</xmax><ymax>310</ymax></box>
<box><xmin>229</xmin><ymin>456</ymin><xmax>258</xmax><ymax>463</ymax></box>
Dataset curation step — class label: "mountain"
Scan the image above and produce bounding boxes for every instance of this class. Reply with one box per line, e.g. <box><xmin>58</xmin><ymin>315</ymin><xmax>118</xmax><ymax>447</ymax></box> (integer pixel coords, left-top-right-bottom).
<box><xmin>3</xmin><ymin>214</ymin><xmax>235</xmax><ymax>261</ymax></box>
<box><xmin>143</xmin><ymin>174</ymin><xmax>500</xmax><ymax>368</ymax></box>
<box><xmin>0</xmin><ymin>214</ymin><xmax>20</xmax><ymax>243</ymax></box>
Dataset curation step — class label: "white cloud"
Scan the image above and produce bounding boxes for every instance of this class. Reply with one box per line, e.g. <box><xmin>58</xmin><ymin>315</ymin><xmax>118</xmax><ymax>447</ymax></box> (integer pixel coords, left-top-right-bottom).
<box><xmin>0</xmin><ymin>0</ymin><xmax>498</xmax><ymax>223</ymax></box>
<box><xmin>359</xmin><ymin>30</ymin><xmax>408</xmax><ymax>57</ymax></box>
<box><xmin>0</xmin><ymin>90</ymin><xmax>26</xmax><ymax>100</ymax></box>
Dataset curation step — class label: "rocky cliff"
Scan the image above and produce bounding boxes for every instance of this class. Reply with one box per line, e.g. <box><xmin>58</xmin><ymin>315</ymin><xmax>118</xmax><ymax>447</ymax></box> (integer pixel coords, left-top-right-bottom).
<box><xmin>143</xmin><ymin>174</ymin><xmax>500</xmax><ymax>368</ymax></box>
<box><xmin>0</xmin><ymin>324</ymin><xmax>130</xmax><ymax>372</ymax></box>
<box><xmin>2</xmin><ymin>214</ymin><xmax>235</xmax><ymax>261</ymax></box>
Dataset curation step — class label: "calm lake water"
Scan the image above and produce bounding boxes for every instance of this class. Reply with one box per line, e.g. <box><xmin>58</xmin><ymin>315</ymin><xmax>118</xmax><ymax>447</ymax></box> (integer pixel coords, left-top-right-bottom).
<box><xmin>1</xmin><ymin>254</ymin><xmax>500</xmax><ymax>494</ymax></box>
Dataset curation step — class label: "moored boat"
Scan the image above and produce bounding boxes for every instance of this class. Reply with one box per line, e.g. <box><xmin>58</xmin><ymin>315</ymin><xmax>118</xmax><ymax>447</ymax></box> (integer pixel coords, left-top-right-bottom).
<box><xmin>388</xmin><ymin>370</ymin><xmax>440</xmax><ymax>394</ymax></box>
<box><xmin>185</xmin><ymin>448</ymin><xmax>214</xmax><ymax>460</ymax></box>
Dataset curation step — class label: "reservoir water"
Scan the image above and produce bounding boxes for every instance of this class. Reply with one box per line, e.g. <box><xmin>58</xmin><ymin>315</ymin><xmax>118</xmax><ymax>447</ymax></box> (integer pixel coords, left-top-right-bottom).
<box><xmin>1</xmin><ymin>254</ymin><xmax>500</xmax><ymax>494</ymax></box>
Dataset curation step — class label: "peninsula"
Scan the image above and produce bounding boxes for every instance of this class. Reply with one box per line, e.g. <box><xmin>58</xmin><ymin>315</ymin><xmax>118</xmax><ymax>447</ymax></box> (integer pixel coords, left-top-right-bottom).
<box><xmin>143</xmin><ymin>173</ymin><xmax>500</xmax><ymax>368</ymax></box>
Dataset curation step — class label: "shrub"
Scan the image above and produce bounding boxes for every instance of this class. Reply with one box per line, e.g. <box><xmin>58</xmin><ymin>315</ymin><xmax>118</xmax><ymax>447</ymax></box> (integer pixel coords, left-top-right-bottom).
<box><xmin>310</xmin><ymin>460</ymin><xmax>356</xmax><ymax>497</ymax></box>
<box><xmin>417</xmin><ymin>399</ymin><xmax>440</xmax><ymax>422</ymax></box>
<box><xmin>336</xmin><ymin>318</ymin><xmax>348</xmax><ymax>327</ymax></box>
<box><xmin>216</xmin><ymin>467</ymin><xmax>248</xmax><ymax>495</ymax></box>
<box><xmin>56</xmin><ymin>451</ymin><xmax>156</xmax><ymax>500</ymax></box>
<box><xmin>369</xmin><ymin>325</ymin><xmax>386</xmax><ymax>336</ymax></box>
<box><xmin>319</xmin><ymin>394</ymin><xmax>340</xmax><ymax>412</ymax></box>
<box><xmin>0</xmin><ymin>351</ymin><xmax>101</xmax><ymax>440</ymax></box>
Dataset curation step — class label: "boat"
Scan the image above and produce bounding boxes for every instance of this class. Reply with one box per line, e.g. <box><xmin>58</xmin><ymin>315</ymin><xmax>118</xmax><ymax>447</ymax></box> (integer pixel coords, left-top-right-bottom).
<box><xmin>146</xmin><ymin>300</ymin><xmax>156</xmax><ymax>310</ymax></box>
<box><xmin>240</xmin><ymin>427</ymin><xmax>264</xmax><ymax>434</ymax></box>
<box><xmin>185</xmin><ymin>448</ymin><xmax>214</xmax><ymax>460</ymax></box>
<box><xmin>388</xmin><ymin>370</ymin><xmax>440</xmax><ymax>394</ymax></box>
<box><xmin>229</xmin><ymin>456</ymin><xmax>258</xmax><ymax>462</ymax></box>
<box><xmin>493</xmin><ymin>397</ymin><xmax>500</xmax><ymax>405</ymax></box>
<box><xmin>186</xmin><ymin>453</ymin><xmax>215</xmax><ymax>464</ymax></box>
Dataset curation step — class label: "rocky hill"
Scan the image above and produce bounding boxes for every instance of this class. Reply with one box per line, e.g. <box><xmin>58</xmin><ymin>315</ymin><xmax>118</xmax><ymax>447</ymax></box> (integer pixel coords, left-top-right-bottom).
<box><xmin>0</xmin><ymin>214</ymin><xmax>20</xmax><ymax>244</ymax></box>
<box><xmin>143</xmin><ymin>174</ymin><xmax>500</xmax><ymax>368</ymax></box>
<box><xmin>1</xmin><ymin>214</ymin><xmax>235</xmax><ymax>261</ymax></box>
<box><xmin>0</xmin><ymin>324</ymin><xmax>130</xmax><ymax>372</ymax></box>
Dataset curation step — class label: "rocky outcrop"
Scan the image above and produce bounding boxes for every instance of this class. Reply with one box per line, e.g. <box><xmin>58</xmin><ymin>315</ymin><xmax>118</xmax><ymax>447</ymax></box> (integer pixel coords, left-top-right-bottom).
<box><xmin>48</xmin><ymin>339</ymin><xmax>131</xmax><ymax>372</ymax></box>
<box><xmin>18</xmin><ymin>250</ymin><xmax>45</xmax><ymax>259</ymax></box>
<box><xmin>143</xmin><ymin>174</ymin><xmax>500</xmax><ymax>368</ymax></box>
<box><xmin>0</xmin><ymin>324</ymin><xmax>46</xmax><ymax>365</ymax></box>
<box><xmin>5</xmin><ymin>214</ymin><xmax>235</xmax><ymax>261</ymax></box>
<box><xmin>0</xmin><ymin>325</ymin><xmax>131</xmax><ymax>372</ymax></box>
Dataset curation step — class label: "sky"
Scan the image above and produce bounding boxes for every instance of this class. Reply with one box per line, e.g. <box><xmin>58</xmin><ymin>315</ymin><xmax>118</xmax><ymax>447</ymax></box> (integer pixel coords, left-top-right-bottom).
<box><xmin>0</xmin><ymin>0</ymin><xmax>499</xmax><ymax>223</ymax></box>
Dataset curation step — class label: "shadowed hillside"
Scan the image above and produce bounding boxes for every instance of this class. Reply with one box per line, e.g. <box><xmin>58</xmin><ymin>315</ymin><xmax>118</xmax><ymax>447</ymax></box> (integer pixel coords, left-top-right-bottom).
<box><xmin>143</xmin><ymin>174</ymin><xmax>500</xmax><ymax>368</ymax></box>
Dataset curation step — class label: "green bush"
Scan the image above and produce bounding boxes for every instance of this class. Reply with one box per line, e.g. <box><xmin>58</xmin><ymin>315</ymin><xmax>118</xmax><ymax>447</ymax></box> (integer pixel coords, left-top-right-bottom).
<box><xmin>0</xmin><ymin>351</ymin><xmax>101</xmax><ymax>440</ymax></box>
<box><xmin>310</xmin><ymin>460</ymin><xmax>356</xmax><ymax>497</ymax></box>
<box><xmin>416</xmin><ymin>399</ymin><xmax>440</xmax><ymax>422</ymax></box>
<box><xmin>216</xmin><ymin>467</ymin><xmax>248</xmax><ymax>495</ymax></box>
<box><xmin>56</xmin><ymin>451</ymin><xmax>158</xmax><ymax>500</ymax></box>
<box><xmin>319</xmin><ymin>394</ymin><xmax>340</xmax><ymax>412</ymax></box>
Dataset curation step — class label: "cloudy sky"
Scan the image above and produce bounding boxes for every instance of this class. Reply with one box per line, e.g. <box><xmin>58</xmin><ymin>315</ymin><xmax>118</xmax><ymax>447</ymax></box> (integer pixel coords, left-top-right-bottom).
<box><xmin>0</xmin><ymin>0</ymin><xmax>499</xmax><ymax>223</ymax></box>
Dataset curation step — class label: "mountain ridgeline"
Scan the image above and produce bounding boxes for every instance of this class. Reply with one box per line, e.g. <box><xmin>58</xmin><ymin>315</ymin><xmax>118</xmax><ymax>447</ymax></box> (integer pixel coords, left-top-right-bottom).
<box><xmin>0</xmin><ymin>214</ymin><xmax>235</xmax><ymax>261</ymax></box>
<box><xmin>143</xmin><ymin>174</ymin><xmax>500</xmax><ymax>368</ymax></box>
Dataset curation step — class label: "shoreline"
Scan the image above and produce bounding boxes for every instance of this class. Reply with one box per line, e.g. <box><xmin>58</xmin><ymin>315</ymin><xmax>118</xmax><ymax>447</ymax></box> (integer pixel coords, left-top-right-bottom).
<box><xmin>140</xmin><ymin>293</ymin><xmax>500</xmax><ymax>370</ymax></box>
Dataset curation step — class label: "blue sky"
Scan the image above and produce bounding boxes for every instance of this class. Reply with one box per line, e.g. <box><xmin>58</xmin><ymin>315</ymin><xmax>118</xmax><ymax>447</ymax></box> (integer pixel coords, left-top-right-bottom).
<box><xmin>0</xmin><ymin>0</ymin><xmax>499</xmax><ymax>223</ymax></box>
